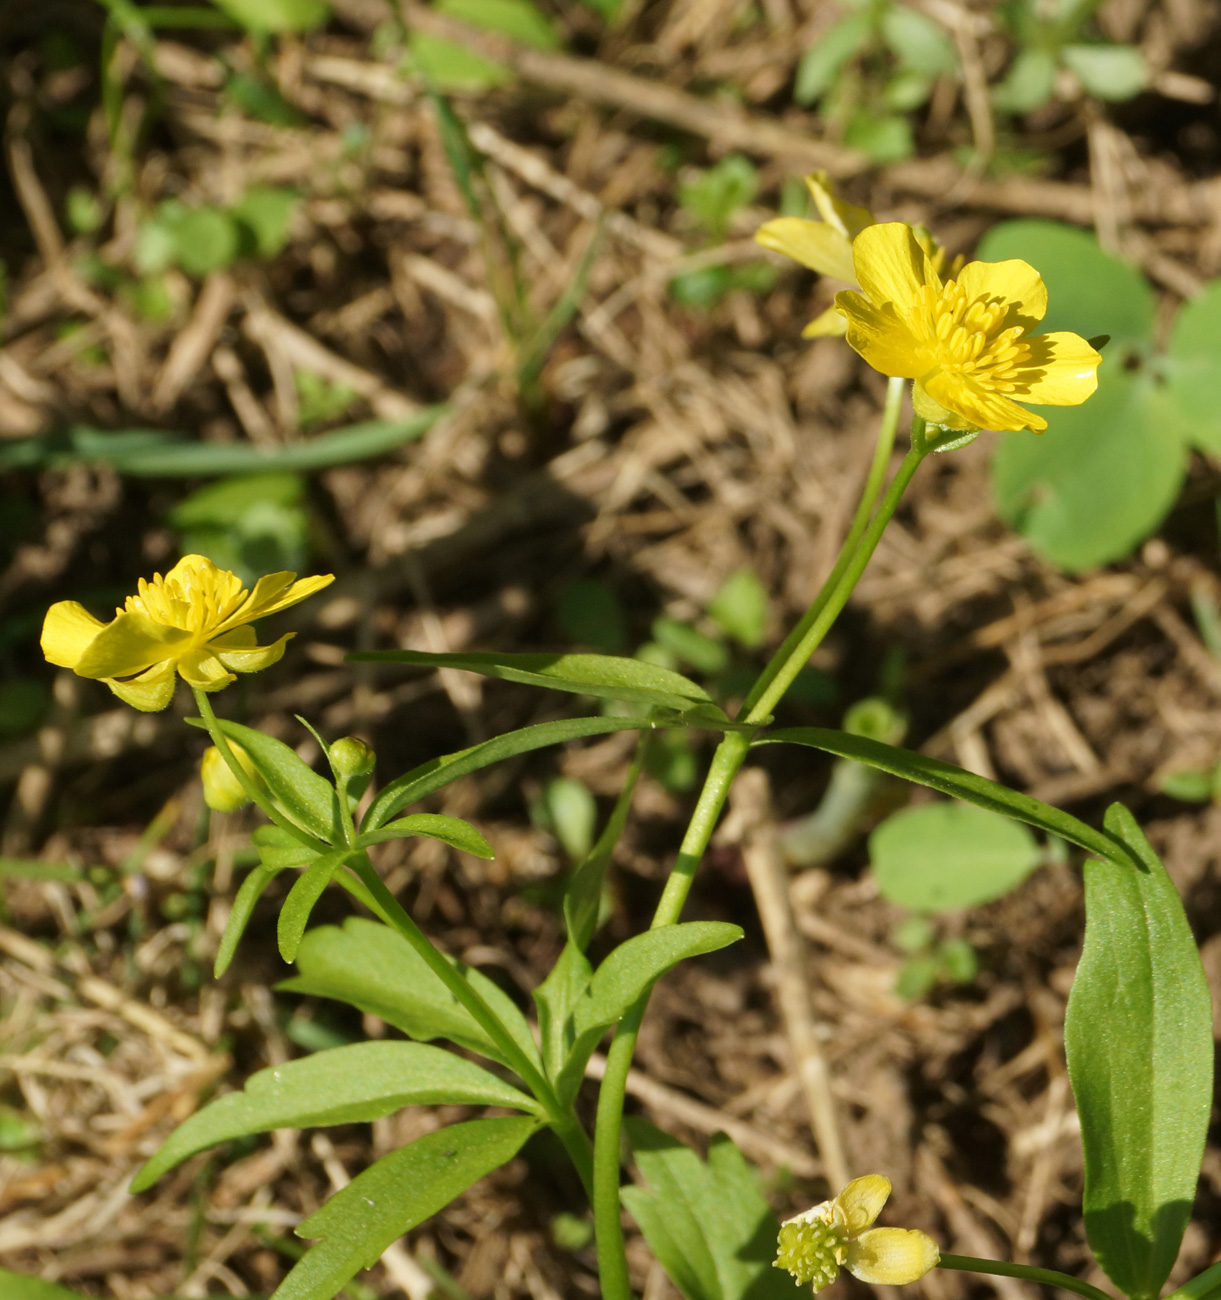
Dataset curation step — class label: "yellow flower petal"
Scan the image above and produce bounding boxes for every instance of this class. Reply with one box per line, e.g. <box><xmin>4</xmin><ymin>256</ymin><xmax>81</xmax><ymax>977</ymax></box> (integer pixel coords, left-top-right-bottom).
<box><xmin>41</xmin><ymin>602</ymin><xmax>106</xmax><ymax>669</ymax></box>
<box><xmin>215</xmin><ymin>632</ymin><xmax>293</xmax><ymax>675</ymax></box>
<box><xmin>845</xmin><ymin>1228</ymin><xmax>940</xmax><ymax>1285</ymax></box>
<box><xmin>178</xmin><ymin>648</ymin><xmax>237</xmax><ymax>692</ymax></box>
<box><xmin>802</xmin><ymin>305</ymin><xmax>849</xmax><ymax>338</ymax></box>
<box><xmin>922</xmin><ymin>372</ymin><xmax>1047</xmax><ymax>433</ymax></box>
<box><xmin>218</xmin><ymin>572</ymin><xmax>335</xmax><ymax>633</ymax></box>
<box><xmin>1011</xmin><ymin>332</ymin><xmax>1102</xmax><ymax>405</ymax></box>
<box><xmin>956</xmin><ymin>258</ymin><xmax>1047</xmax><ymax>331</ymax></box>
<box><xmin>105</xmin><ymin>660</ymin><xmax>178</xmax><ymax>712</ymax></box>
<box><xmin>836</xmin><ymin>291</ymin><xmax>928</xmax><ymax>378</ymax></box>
<box><xmin>807</xmin><ymin>172</ymin><xmax>874</xmax><ymax>241</ymax></box>
<box><xmin>836</xmin><ymin>1175</ymin><xmax>892</xmax><ymax>1235</ymax></box>
<box><xmin>75</xmin><ymin>609</ymin><xmax>191</xmax><ymax>680</ymax></box>
<box><xmin>755</xmin><ymin>218</ymin><xmax>856</xmax><ymax>283</ymax></box>
<box><xmin>851</xmin><ymin>223</ymin><xmax>935</xmax><ymax>314</ymax></box>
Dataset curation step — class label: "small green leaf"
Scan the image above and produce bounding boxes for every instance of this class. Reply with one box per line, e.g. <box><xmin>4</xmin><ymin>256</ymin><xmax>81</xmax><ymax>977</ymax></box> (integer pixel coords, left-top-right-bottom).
<box><xmin>757</xmin><ymin>727</ymin><xmax>1121</xmax><ymax>862</ymax></box>
<box><xmin>1066</xmin><ymin>805</ymin><xmax>1213</xmax><ymax>1300</ymax></box>
<box><xmin>678</xmin><ymin>156</ymin><xmax>759</xmax><ymax>242</ymax></box>
<box><xmin>363</xmin><ymin>717</ymin><xmax>650</xmax><ymax>831</ymax></box>
<box><xmin>434</xmin><ymin>0</ymin><xmax>559</xmax><ymax>49</ymax></box>
<box><xmin>352</xmin><ymin>650</ymin><xmax>717</xmax><ymax>713</ymax></box>
<box><xmin>1166</xmin><ymin>280</ymin><xmax>1221</xmax><ymax>455</ymax></box>
<box><xmin>621</xmin><ymin>1121</ymin><xmax>806</xmax><ymax>1300</ymax></box>
<box><xmin>1157</xmin><ymin>768</ymin><xmax>1214</xmax><ymax>803</ymax></box>
<box><xmin>535</xmin><ymin>777</ymin><xmax>597</xmax><ymax>862</ymax></box>
<box><xmin>992</xmin><ymin>47</ymin><xmax>1057</xmax><ymax>112</ymax></box>
<box><xmin>533</xmin><ymin>940</ymin><xmax>594</xmax><ymax>1085</ymax></box>
<box><xmin>843</xmin><ymin>111</ymin><xmax>913</xmax><ymax>163</ymax></box>
<box><xmin>1062</xmin><ymin>43</ymin><xmax>1148</xmax><ymax>100</ymax></box>
<box><xmin>870</xmin><ymin>801</ymin><xmax>1041</xmax><ymax>912</ymax></box>
<box><xmin>881</xmin><ymin>6</ymin><xmax>956</xmax><ymax>76</ymax></box>
<box><xmin>173</xmin><ymin>207</ymin><xmax>242</xmax><ymax>277</ymax></box>
<box><xmin>652</xmin><ymin>618</ymin><xmax>730</xmax><ymax>676</ymax></box>
<box><xmin>357</xmin><ymin>813</ymin><xmax>494</xmax><ymax>858</ymax></box>
<box><xmin>707</xmin><ymin>569</ymin><xmax>769</xmax><ymax>649</ymax></box>
<box><xmin>232</xmin><ymin>186</ymin><xmax>300</xmax><ymax>258</ymax></box>
<box><xmin>0</xmin><ymin>1271</ymin><xmax>91</xmax><ymax>1300</ymax></box>
<box><xmin>132</xmin><ymin>1042</ymin><xmax>540</xmax><ymax>1192</ymax></box>
<box><xmin>278</xmin><ymin>1117</ymin><xmax>540</xmax><ymax>1300</ymax></box>
<box><xmin>188</xmin><ymin>718</ymin><xmax>338</xmax><ymax>842</ymax></box>
<box><xmin>278</xmin><ymin>849</ymin><xmax>354</xmax><ymax>963</ymax></box>
<box><xmin>794</xmin><ymin>11</ymin><xmax>873</xmax><ymax>105</ymax></box>
<box><xmin>210</xmin><ymin>0</ymin><xmax>329</xmax><ymax>32</ymax></box>
<box><xmin>216</xmin><ymin>861</ymin><xmax>289</xmax><ymax>976</ymax></box>
<box><xmin>406</xmin><ymin>32</ymin><xmax>512</xmax><ymax>92</ymax></box>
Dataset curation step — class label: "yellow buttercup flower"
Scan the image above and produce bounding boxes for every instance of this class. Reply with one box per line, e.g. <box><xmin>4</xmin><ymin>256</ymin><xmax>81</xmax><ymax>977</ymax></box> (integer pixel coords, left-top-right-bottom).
<box><xmin>40</xmin><ymin>555</ymin><xmax>334</xmax><ymax>712</ymax></box>
<box><xmin>836</xmin><ymin>222</ymin><xmax>1102</xmax><ymax>434</ymax></box>
<box><xmin>775</xmin><ymin>1174</ymin><xmax>939</xmax><ymax>1293</ymax></box>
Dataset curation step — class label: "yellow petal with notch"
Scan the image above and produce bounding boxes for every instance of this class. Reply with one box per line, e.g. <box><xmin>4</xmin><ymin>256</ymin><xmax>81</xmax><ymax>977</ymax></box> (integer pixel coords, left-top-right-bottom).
<box><xmin>836</xmin><ymin>1174</ymin><xmax>892</xmax><ymax>1235</ymax></box>
<box><xmin>845</xmin><ymin>1228</ymin><xmax>940</xmax><ymax>1285</ymax></box>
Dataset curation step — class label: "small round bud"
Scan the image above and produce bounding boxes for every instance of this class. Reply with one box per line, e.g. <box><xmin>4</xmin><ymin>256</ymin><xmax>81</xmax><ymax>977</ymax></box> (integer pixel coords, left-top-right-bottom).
<box><xmin>201</xmin><ymin>744</ymin><xmax>259</xmax><ymax>812</ymax></box>
<box><xmin>330</xmin><ymin>736</ymin><xmax>376</xmax><ymax>780</ymax></box>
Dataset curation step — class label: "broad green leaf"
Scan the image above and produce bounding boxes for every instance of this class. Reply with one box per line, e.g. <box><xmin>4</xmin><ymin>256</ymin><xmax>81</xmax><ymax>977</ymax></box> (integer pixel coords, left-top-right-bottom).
<box><xmin>1166</xmin><ymin>280</ymin><xmax>1221</xmax><ymax>455</ymax></box>
<box><xmin>1062</xmin><ymin>43</ymin><xmax>1148</xmax><ymax>100</ymax></box>
<box><xmin>216</xmin><ymin>861</ymin><xmax>288</xmax><ymax>976</ymax></box>
<box><xmin>357</xmin><ymin>813</ymin><xmax>493</xmax><ymax>857</ymax></box>
<box><xmin>0</xmin><ymin>1271</ymin><xmax>90</xmax><ymax>1300</ymax></box>
<box><xmin>991</xmin><ymin>369</ymin><xmax>1187</xmax><ymax>571</ymax></box>
<box><xmin>0</xmin><ymin>411</ymin><xmax>445</xmax><ymax>476</ymax></box>
<box><xmin>870</xmin><ymin>801</ymin><xmax>1041</xmax><ymax>911</ymax></box>
<box><xmin>132</xmin><ymin>1042</ymin><xmax>540</xmax><ymax>1191</ymax></box>
<box><xmin>621</xmin><ymin>1121</ymin><xmax>806</xmax><ymax>1300</ymax></box>
<box><xmin>282</xmin><ymin>918</ymin><xmax>540</xmax><ymax>1072</ymax></box>
<box><xmin>992</xmin><ymin>47</ymin><xmax>1057</xmax><ymax>112</ymax></box>
<box><xmin>881</xmin><ymin>6</ymin><xmax>956</xmax><ymax>76</ymax></box>
<box><xmin>210</xmin><ymin>0</ymin><xmax>329</xmax><ymax>31</ymax></box>
<box><xmin>351</xmin><ymin>649</ymin><xmax>717</xmax><ymax>714</ymax></box>
<box><xmin>757</xmin><ymin>727</ymin><xmax>1121</xmax><ymax>862</ymax></box>
<box><xmin>1065</xmin><ymin>805</ymin><xmax>1213</xmax><ymax>1300</ymax></box>
<box><xmin>794</xmin><ymin>11</ymin><xmax>873</xmax><ymax>105</ymax></box>
<box><xmin>406</xmin><ymin>32</ymin><xmax>512</xmax><ymax>92</ymax></box>
<box><xmin>976</xmin><ymin>220</ymin><xmax>1156</xmax><ymax>347</ymax></box>
<box><xmin>277</xmin><ymin>1117</ymin><xmax>540</xmax><ymax>1300</ymax></box>
<box><xmin>278</xmin><ymin>848</ymin><xmax>355</xmax><ymax>963</ymax></box>
<box><xmin>362</xmin><ymin>717</ymin><xmax>653</xmax><ymax>831</ymax></box>
<box><xmin>435</xmin><ymin>0</ymin><xmax>559</xmax><ymax>49</ymax></box>
<box><xmin>187</xmin><ymin>718</ymin><xmax>338</xmax><ymax>842</ymax></box>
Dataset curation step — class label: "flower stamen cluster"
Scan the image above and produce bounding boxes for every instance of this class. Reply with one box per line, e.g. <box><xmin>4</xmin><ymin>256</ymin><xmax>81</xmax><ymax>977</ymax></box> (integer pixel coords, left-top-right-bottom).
<box><xmin>776</xmin><ymin>1215</ymin><xmax>847</xmax><ymax>1290</ymax></box>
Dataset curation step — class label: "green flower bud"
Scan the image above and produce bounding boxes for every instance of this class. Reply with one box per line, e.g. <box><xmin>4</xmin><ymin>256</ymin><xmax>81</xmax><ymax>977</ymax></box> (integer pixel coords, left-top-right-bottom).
<box><xmin>329</xmin><ymin>736</ymin><xmax>376</xmax><ymax>779</ymax></box>
<box><xmin>201</xmin><ymin>744</ymin><xmax>261</xmax><ymax>812</ymax></box>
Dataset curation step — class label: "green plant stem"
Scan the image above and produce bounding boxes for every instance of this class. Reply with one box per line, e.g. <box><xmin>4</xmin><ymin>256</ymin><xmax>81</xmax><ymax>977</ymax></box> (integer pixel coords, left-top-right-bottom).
<box><xmin>591</xmin><ymin>404</ymin><xmax>930</xmax><ymax>1300</ymax></box>
<box><xmin>1167</xmin><ymin>1262</ymin><xmax>1221</xmax><ymax>1300</ymax></box>
<box><xmin>939</xmin><ymin>1254</ymin><xmax>1115</xmax><ymax>1300</ymax></box>
<box><xmin>345</xmin><ymin>855</ymin><xmax>594</xmax><ymax>1195</ymax></box>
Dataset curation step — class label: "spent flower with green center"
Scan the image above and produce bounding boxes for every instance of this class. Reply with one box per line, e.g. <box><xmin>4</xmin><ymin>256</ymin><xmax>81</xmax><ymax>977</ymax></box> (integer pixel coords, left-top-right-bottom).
<box><xmin>775</xmin><ymin>1174</ymin><xmax>939</xmax><ymax>1293</ymax></box>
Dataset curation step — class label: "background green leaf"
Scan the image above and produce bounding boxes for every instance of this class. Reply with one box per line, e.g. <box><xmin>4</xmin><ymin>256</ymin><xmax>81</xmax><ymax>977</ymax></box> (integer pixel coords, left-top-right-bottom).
<box><xmin>1065</xmin><ymin>805</ymin><xmax>1213</xmax><ymax>1300</ymax></box>
<box><xmin>1062</xmin><ymin>43</ymin><xmax>1148</xmax><ymax>100</ymax></box>
<box><xmin>277</xmin><ymin>1117</ymin><xmax>540</xmax><ymax>1300</ymax></box>
<box><xmin>434</xmin><ymin>0</ymin><xmax>559</xmax><ymax>50</ymax></box>
<box><xmin>794</xmin><ymin>11</ymin><xmax>873</xmax><ymax>105</ymax></box>
<box><xmin>1165</xmin><ymin>280</ymin><xmax>1221</xmax><ymax>455</ymax></box>
<box><xmin>133</xmin><ymin>1042</ymin><xmax>540</xmax><ymax>1191</ymax></box>
<box><xmin>210</xmin><ymin>0</ymin><xmax>329</xmax><ymax>32</ymax></box>
<box><xmin>0</xmin><ymin>1270</ymin><xmax>91</xmax><ymax>1300</ymax></box>
<box><xmin>870</xmin><ymin>801</ymin><xmax>1041</xmax><ymax>911</ymax></box>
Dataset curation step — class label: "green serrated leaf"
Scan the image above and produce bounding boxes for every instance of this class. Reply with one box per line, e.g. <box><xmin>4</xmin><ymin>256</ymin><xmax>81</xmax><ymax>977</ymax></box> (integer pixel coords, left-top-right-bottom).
<box><xmin>352</xmin><ymin>650</ymin><xmax>717</xmax><ymax>714</ymax></box>
<box><xmin>756</xmin><ymin>728</ymin><xmax>1121</xmax><ymax>862</ymax></box>
<box><xmin>277</xmin><ymin>1117</ymin><xmax>540</xmax><ymax>1300</ymax></box>
<box><xmin>870</xmin><ymin>801</ymin><xmax>1041</xmax><ymax>912</ymax></box>
<box><xmin>278</xmin><ymin>849</ymin><xmax>354</xmax><ymax>962</ymax></box>
<box><xmin>187</xmin><ymin>718</ymin><xmax>338</xmax><ymax>842</ymax></box>
<box><xmin>1066</xmin><ymin>805</ymin><xmax>1213</xmax><ymax>1300</ymax></box>
<box><xmin>132</xmin><ymin>1042</ymin><xmax>540</xmax><ymax>1192</ymax></box>
<box><xmin>1166</xmin><ymin>280</ymin><xmax>1221</xmax><ymax>455</ymax></box>
<box><xmin>363</xmin><ymin>717</ymin><xmax>650</xmax><ymax>831</ymax></box>
<box><xmin>621</xmin><ymin>1121</ymin><xmax>806</xmax><ymax>1300</ymax></box>
<box><xmin>357</xmin><ymin>813</ymin><xmax>493</xmax><ymax>858</ymax></box>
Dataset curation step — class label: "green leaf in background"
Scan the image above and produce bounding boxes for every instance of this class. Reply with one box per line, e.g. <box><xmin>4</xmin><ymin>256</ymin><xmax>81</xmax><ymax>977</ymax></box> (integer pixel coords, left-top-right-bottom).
<box><xmin>870</xmin><ymin>801</ymin><xmax>1041</xmax><ymax>911</ymax></box>
<box><xmin>363</xmin><ymin>716</ymin><xmax>651</xmax><ymax>830</ymax></box>
<box><xmin>434</xmin><ymin>0</ymin><xmax>559</xmax><ymax>49</ymax></box>
<box><xmin>278</xmin><ymin>848</ymin><xmax>355</xmax><ymax>962</ymax></box>
<box><xmin>757</xmin><ymin>727</ymin><xmax>1121</xmax><ymax>862</ymax></box>
<box><xmin>277</xmin><ymin>1117</ymin><xmax>540</xmax><ymax>1300</ymax></box>
<box><xmin>0</xmin><ymin>1271</ymin><xmax>91</xmax><ymax>1300</ymax></box>
<box><xmin>652</xmin><ymin>617</ymin><xmax>730</xmax><ymax>676</ymax></box>
<box><xmin>405</xmin><ymin>32</ymin><xmax>512</xmax><ymax>92</ymax></box>
<box><xmin>132</xmin><ymin>1042</ymin><xmax>540</xmax><ymax>1192</ymax></box>
<box><xmin>1164</xmin><ymin>280</ymin><xmax>1221</xmax><ymax>454</ymax></box>
<box><xmin>844</xmin><ymin>110</ymin><xmax>914</xmax><ymax>163</ymax></box>
<box><xmin>188</xmin><ymin>718</ymin><xmax>339</xmax><ymax>843</ymax></box>
<box><xmin>794</xmin><ymin>11</ymin><xmax>873</xmax><ymax>105</ymax></box>
<box><xmin>169</xmin><ymin>472</ymin><xmax>309</xmax><ymax>585</ymax></box>
<box><xmin>556</xmin><ymin>578</ymin><xmax>628</xmax><ymax>654</ymax></box>
<box><xmin>621</xmin><ymin>1121</ymin><xmax>807</xmax><ymax>1300</ymax></box>
<box><xmin>1065</xmin><ymin>805</ymin><xmax>1213</xmax><ymax>1300</ymax></box>
<box><xmin>881</xmin><ymin>6</ymin><xmax>956</xmax><ymax>76</ymax></box>
<box><xmin>0</xmin><ymin>409</ymin><xmax>446</xmax><ymax>476</ymax></box>
<box><xmin>210</xmin><ymin>0</ymin><xmax>329</xmax><ymax>32</ymax></box>
<box><xmin>283</xmin><ymin>917</ymin><xmax>541</xmax><ymax>1072</ymax></box>
<box><xmin>707</xmin><ymin>568</ymin><xmax>769</xmax><ymax>649</ymax></box>
<box><xmin>352</xmin><ymin>649</ymin><xmax>719</xmax><ymax>714</ymax></box>
<box><xmin>533</xmin><ymin>777</ymin><xmax>597</xmax><ymax>862</ymax></box>
<box><xmin>1062</xmin><ymin>43</ymin><xmax>1148</xmax><ymax>100</ymax></box>
<box><xmin>992</xmin><ymin>47</ymin><xmax>1057</xmax><ymax>112</ymax></box>
<box><xmin>356</xmin><ymin>812</ymin><xmax>494</xmax><ymax>857</ymax></box>
<box><xmin>678</xmin><ymin>156</ymin><xmax>759</xmax><ymax>243</ymax></box>
<box><xmin>232</xmin><ymin>186</ymin><xmax>300</xmax><ymax>258</ymax></box>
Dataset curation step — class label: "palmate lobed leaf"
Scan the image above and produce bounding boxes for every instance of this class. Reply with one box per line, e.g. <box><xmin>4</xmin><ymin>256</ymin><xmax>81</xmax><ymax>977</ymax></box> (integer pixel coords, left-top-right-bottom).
<box><xmin>1065</xmin><ymin>805</ymin><xmax>1213</xmax><ymax>1300</ymax></box>
<box><xmin>274</xmin><ymin>1116</ymin><xmax>541</xmax><ymax>1300</ymax></box>
<box><xmin>132</xmin><ymin>1041</ymin><xmax>541</xmax><ymax>1192</ymax></box>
